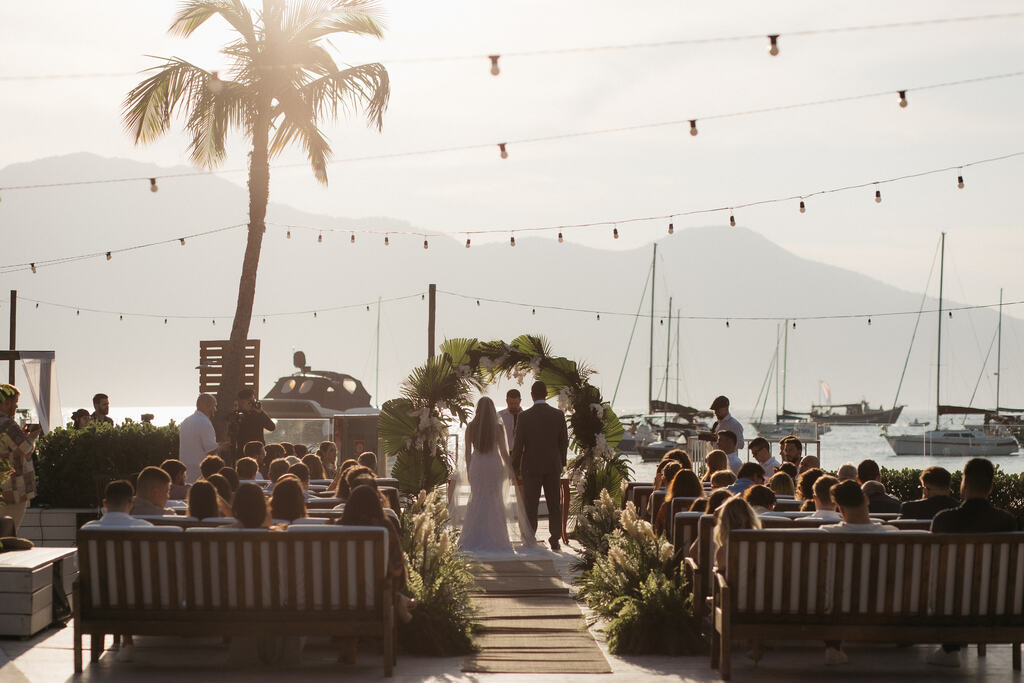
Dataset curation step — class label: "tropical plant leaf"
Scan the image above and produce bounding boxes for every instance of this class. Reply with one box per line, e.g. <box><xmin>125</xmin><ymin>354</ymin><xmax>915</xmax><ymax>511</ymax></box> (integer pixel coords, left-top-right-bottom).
<box><xmin>377</xmin><ymin>398</ymin><xmax>418</xmax><ymax>457</ymax></box>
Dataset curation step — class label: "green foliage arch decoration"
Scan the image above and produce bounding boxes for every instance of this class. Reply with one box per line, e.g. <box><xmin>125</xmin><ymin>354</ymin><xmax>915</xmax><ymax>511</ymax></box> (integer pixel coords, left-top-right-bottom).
<box><xmin>381</xmin><ymin>334</ymin><xmax>631</xmax><ymax>514</ymax></box>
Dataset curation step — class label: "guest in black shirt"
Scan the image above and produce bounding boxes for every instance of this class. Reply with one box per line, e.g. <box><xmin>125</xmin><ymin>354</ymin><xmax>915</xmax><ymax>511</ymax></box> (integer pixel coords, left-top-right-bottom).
<box><xmin>899</xmin><ymin>466</ymin><xmax>958</xmax><ymax>520</ymax></box>
<box><xmin>857</xmin><ymin>459</ymin><xmax>901</xmax><ymax>513</ymax></box>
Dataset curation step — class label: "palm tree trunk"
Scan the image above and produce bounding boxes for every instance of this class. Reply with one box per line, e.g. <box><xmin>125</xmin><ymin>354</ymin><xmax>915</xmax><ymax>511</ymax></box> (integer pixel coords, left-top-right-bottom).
<box><xmin>213</xmin><ymin>100</ymin><xmax>271</xmax><ymax>437</ymax></box>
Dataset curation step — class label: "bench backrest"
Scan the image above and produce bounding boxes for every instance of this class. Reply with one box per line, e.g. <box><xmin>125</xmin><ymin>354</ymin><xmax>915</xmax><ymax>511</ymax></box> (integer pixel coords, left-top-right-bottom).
<box><xmin>78</xmin><ymin>526</ymin><xmax>389</xmax><ymax>617</ymax></box>
<box><xmin>622</xmin><ymin>481</ymin><xmax>653</xmax><ymax>510</ymax></box>
<box><xmin>724</xmin><ymin>529</ymin><xmax>1024</xmax><ymax>622</ymax></box>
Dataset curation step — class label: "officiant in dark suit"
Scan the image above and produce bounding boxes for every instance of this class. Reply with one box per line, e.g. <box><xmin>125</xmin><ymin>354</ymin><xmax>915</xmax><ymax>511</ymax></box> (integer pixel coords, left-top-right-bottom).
<box><xmin>511</xmin><ymin>380</ymin><xmax>569</xmax><ymax>551</ymax></box>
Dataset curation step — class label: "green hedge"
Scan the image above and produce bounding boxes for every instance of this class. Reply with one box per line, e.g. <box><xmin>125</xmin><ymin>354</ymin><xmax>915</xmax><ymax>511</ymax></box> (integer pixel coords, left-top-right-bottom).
<box><xmin>34</xmin><ymin>422</ymin><xmax>179</xmax><ymax>508</ymax></box>
<box><xmin>881</xmin><ymin>466</ymin><xmax>1024</xmax><ymax>516</ymax></box>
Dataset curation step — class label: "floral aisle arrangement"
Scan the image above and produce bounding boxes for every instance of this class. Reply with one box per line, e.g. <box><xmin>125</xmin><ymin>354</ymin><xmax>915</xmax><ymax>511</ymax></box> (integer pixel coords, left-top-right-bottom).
<box><xmin>380</xmin><ymin>334</ymin><xmax>630</xmax><ymax>520</ymax></box>
<box><xmin>398</xmin><ymin>488</ymin><xmax>477</xmax><ymax>655</ymax></box>
<box><xmin>575</xmin><ymin>502</ymin><xmax>702</xmax><ymax>655</ymax></box>
<box><xmin>571</xmin><ymin>488</ymin><xmax>622</xmax><ymax>572</ymax></box>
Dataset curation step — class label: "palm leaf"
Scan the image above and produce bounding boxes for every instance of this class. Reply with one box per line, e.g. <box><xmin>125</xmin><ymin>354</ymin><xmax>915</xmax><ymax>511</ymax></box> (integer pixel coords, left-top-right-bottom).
<box><xmin>170</xmin><ymin>0</ymin><xmax>255</xmax><ymax>43</ymax></box>
<box><xmin>122</xmin><ymin>58</ymin><xmax>217</xmax><ymax>146</ymax></box>
<box><xmin>377</xmin><ymin>398</ymin><xmax>418</xmax><ymax>457</ymax></box>
<box><xmin>303</xmin><ymin>62</ymin><xmax>389</xmax><ymax>130</ymax></box>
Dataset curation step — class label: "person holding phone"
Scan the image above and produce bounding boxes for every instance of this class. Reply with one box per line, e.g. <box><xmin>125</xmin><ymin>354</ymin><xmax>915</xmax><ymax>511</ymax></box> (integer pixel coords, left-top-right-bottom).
<box><xmin>0</xmin><ymin>384</ymin><xmax>39</xmax><ymax>532</ymax></box>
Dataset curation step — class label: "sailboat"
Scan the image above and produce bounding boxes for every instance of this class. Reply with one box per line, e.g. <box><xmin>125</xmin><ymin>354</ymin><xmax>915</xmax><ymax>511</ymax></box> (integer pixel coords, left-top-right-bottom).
<box><xmin>750</xmin><ymin>321</ymin><xmax>826</xmax><ymax>440</ymax></box>
<box><xmin>885</xmin><ymin>234</ymin><xmax>1019</xmax><ymax>457</ymax></box>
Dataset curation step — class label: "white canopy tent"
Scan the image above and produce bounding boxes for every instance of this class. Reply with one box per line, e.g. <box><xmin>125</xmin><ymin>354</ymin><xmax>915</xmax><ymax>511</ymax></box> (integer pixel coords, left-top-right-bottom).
<box><xmin>1</xmin><ymin>351</ymin><xmax>60</xmax><ymax>433</ymax></box>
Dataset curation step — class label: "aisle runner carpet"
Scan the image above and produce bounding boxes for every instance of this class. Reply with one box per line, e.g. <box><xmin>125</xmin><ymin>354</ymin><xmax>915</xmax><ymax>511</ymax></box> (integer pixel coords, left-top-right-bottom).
<box><xmin>462</xmin><ymin>559</ymin><xmax>612</xmax><ymax>674</ymax></box>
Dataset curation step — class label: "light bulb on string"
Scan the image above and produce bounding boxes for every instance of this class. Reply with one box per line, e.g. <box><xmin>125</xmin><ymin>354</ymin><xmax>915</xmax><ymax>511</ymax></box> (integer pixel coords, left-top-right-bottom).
<box><xmin>799</xmin><ymin>200</ymin><xmax>806</xmax><ymax>213</ymax></box>
<box><xmin>317</xmin><ymin>232</ymin><xmax>323</xmax><ymax>243</ymax></box>
<box><xmin>613</xmin><ymin>227</ymin><xmax>619</xmax><ymax>239</ymax></box>
<box><xmin>106</xmin><ymin>251</ymin><xmax>112</xmax><ymax>261</ymax></box>
<box><xmin>792</xmin><ymin>321</ymin><xmax>796</xmax><ymax>330</ymax></box>
<box><xmin>729</xmin><ymin>213</ymin><xmax>736</xmax><ymax>228</ymax></box>
<box><xmin>164</xmin><ymin>318</ymin><xmax>168</xmax><ymax>324</ymax></box>
<box><xmin>76</xmin><ymin>310</ymin><xmax>80</xmax><ymax>316</ymax></box>
<box><xmin>689</xmin><ymin>120</ymin><xmax>698</xmax><ymax>136</ymax></box>
<box><xmin>498</xmin><ymin>143</ymin><xmax>508</xmax><ymax>160</ymax></box>
<box><xmin>898</xmin><ymin>90</ymin><xmax>908</xmax><ymax>108</ymax></box>
<box><xmin>423</xmin><ymin>238</ymin><xmax>429</xmax><ymax>250</ymax></box>
<box><xmin>532</xmin><ymin>308</ymin><xmax>536</xmax><ymax>315</ymax></box>
<box><xmin>557</xmin><ymin>232</ymin><xmax>564</xmax><ymax>243</ymax></box>
<box><xmin>262</xmin><ymin>317</ymin><xmax>267</xmax><ymax>324</ymax></box>
<box><xmin>211</xmin><ymin>319</ymin><xmax>215</xmax><ymax>325</ymax></box>
<box><xmin>466</xmin><ymin>237</ymin><xmax>471</xmax><ymax>248</ymax></box>
<box><xmin>30</xmin><ymin>263</ymin><xmax>36</xmax><ymax>274</ymax></box>
<box><xmin>119</xmin><ymin>314</ymin><xmax>122</xmax><ymax>321</ymax></box>
<box><xmin>384</xmin><ymin>235</ymin><xmax>389</xmax><ymax>246</ymax></box>
<box><xmin>767</xmin><ymin>34</ymin><xmax>780</xmax><ymax>56</ymax></box>
<box><xmin>366</xmin><ymin>305</ymin><xmax>370</xmax><ymax>312</ymax></box>
<box><xmin>313</xmin><ymin>312</ymin><xmax>318</xmax><ymax>319</ymax></box>
<box><xmin>726</xmin><ymin>320</ymin><xmax>730</xmax><ymax>328</ymax></box>
<box><xmin>476</xmin><ymin>300</ymin><xmax>480</xmax><ymax>306</ymax></box>
<box><xmin>659</xmin><ymin>319</ymin><xmax>664</xmax><ymax>326</ymax></box>
<box><xmin>596</xmin><ymin>313</ymin><xmax>600</xmax><ymax>321</ymax></box>
<box><xmin>868</xmin><ymin>318</ymin><xmax>872</xmax><ymax>326</ymax></box>
<box><xmin>489</xmin><ymin>55</ymin><xmax>500</xmax><ymax>76</ymax></box>
<box><xmin>668</xmin><ymin>221</ymin><xmax>674</xmax><ymax>235</ymax></box>
<box><xmin>874</xmin><ymin>186</ymin><xmax>882</xmax><ymax>203</ymax></box>
<box><xmin>350</xmin><ymin>233</ymin><xmax>355</xmax><ymax>244</ymax></box>
<box><xmin>286</xmin><ymin>230</ymin><xmax>291</xmax><ymax>239</ymax></box>
<box><xmin>179</xmin><ymin>238</ymin><xmax>186</xmax><ymax>246</ymax></box>
<box><xmin>948</xmin><ymin>311</ymin><xmax>953</xmax><ymax>319</ymax></box>
<box><xmin>957</xmin><ymin>172</ymin><xmax>965</xmax><ymax>189</ymax></box>
<box><xmin>149</xmin><ymin>178</ymin><xmax>158</xmax><ymax>193</ymax></box>
<box><xmin>35</xmin><ymin>303</ymin><xmax>39</xmax><ymax>309</ymax></box>
<box><xmin>510</xmin><ymin>234</ymin><xmax>516</xmax><ymax>247</ymax></box>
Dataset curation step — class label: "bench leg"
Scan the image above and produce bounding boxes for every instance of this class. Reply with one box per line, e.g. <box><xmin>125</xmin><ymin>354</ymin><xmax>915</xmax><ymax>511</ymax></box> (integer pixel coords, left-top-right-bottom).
<box><xmin>74</xmin><ymin>627</ymin><xmax>83</xmax><ymax>673</ymax></box>
<box><xmin>720</xmin><ymin>636</ymin><xmax>732</xmax><ymax>681</ymax></box>
<box><xmin>710</xmin><ymin>626</ymin><xmax>720</xmax><ymax>669</ymax></box>
<box><xmin>90</xmin><ymin>634</ymin><xmax>104</xmax><ymax>663</ymax></box>
<box><xmin>1013</xmin><ymin>642</ymin><xmax>1021</xmax><ymax>671</ymax></box>
<box><xmin>977</xmin><ymin>643</ymin><xmax>986</xmax><ymax>657</ymax></box>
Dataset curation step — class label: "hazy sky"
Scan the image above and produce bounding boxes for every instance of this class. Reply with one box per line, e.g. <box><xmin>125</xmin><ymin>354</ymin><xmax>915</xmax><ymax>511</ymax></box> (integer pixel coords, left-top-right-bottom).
<box><xmin>2</xmin><ymin>1</ymin><xmax>1023</xmax><ymax>413</ymax></box>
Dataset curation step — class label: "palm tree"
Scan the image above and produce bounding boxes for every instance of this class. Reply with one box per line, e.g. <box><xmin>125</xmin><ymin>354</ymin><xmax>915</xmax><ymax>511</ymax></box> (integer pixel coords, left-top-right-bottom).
<box><xmin>123</xmin><ymin>0</ymin><xmax>389</xmax><ymax>432</ymax></box>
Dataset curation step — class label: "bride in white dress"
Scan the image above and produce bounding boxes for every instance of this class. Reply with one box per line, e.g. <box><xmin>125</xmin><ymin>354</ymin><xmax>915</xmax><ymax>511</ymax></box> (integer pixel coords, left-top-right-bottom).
<box><xmin>457</xmin><ymin>396</ymin><xmax>537</xmax><ymax>554</ymax></box>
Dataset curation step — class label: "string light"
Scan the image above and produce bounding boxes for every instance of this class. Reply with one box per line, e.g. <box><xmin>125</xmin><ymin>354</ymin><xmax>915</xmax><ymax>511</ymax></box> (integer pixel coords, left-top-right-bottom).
<box><xmin>118</xmin><ymin>314</ymin><xmax>122</xmax><ymax>320</ymax></box>
<box><xmin>366</xmin><ymin>305</ymin><xmax>370</xmax><ymax>311</ymax></box>
<box><xmin>476</xmin><ymin>300</ymin><xmax>481</xmax><ymax>306</ymax></box>
<box><xmin>668</xmin><ymin>221</ymin><xmax>674</xmax><ymax>235</ymax></box>
<box><xmin>558</xmin><ymin>232</ymin><xmax>564</xmax><ymax>243</ymax></box>
<box><xmin>957</xmin><ymin>172</ymin><xmax>965</xmax><ymax>189</ymax></box>
<box><xmin>317</xmin><ymin>232</ymin><xmax>323</xmax><ymax>243</ymax></box>
<box><xmin>726</xmin><ymin>320</ymin><xmax>730</xmax><ymax>328</ymax></box>
<box><xmin>384</xmin><ymin>235</ymin><xmax>390</xmax><ymax>246</ymax></box>
<box><xmin>105</xmin><ymin>251</ymin><xmax>111</xmax><ymax>261</ymax></box>
<box><xmin>689</xmin><ymin>119</ymin><xmax>698</xmax><ymax>136</ymax></box>
<box><xmin>799</xmin><ymin>199</ymin><xmax>806</xmax><ymax>213</ymax></box>
<box><xmin>423</xmin><ymin>238</ymin><xmax>429</xmax><ymax>249</ymax></box>
<box><xmin>948</xmin><ymin>311</ymin><xmax>953</xmax><ymax>319</ymax></box>
<box><xmin>35</xmin><ymin>303</ymin><xmax>39</xmax><ymax>309</ymax></box>
<box><xmin>498</xmin><ymin>143</ymin><xmax>508</xmax><ymax>159</ymax></box>
<box><xmin>164</xmin><ymin>318</ymin><xmax>168</xmax><ymax>324</ymax></box>
<box><xmin>489</xmin><ymin>55</ymin><xmax>500</xmax><ymax>76</ymax></box>
<box><xmin>729</xmin><ymin>212</ymin><xmax>736</xmax><ymax>227</ymax></box>
<box><xmin>313</xmin><ymin>311</ymin><xmax>318</xmax><ymax>318</ymax></box>
<box><xmin>466</xmin><ymin>237</ymin><xmax>471</xmax><ymax>248</ymax></box>
<box><xmin>768</xmin><ymin>34</ymin><xmax>780</xmax><ymax>56</ymax></box>
<box><xmin>613</xmin><ymin>227</ymin><xmax>619</xmax><ymax>239</ymax></box>
<box><xmin>660</xmin><ymin>319</ymin><xmax>664</xmax><ymax>326</ymax></box>
<box><xmin>211</xmin><ymin>319</ymin><xmax>215</xmax><ymax>325</ymax></box>
<box><xmin>874</xmin><ymin>186</ymin><xmax>882</xmax><ymax>203</ymax></box>
<box><xmin>262</xmin><ymin>317</ymin><xmax>266</xmax><ymax>324</ymax></box>
<box><xmin>596</xmin><ymin>313</ymin><xmax>600</xmax><ymax>321</ymax></box>
<box><xmin>868</xmin><ymin>317</ymin><xmax>872</xmax><ymax>325</ymax></box>
<box><xmin>532</xmin><ymin>308</ymin><xmax>536</xmax><ymax>315</ymax></box>
<box><xmin>510</xmin><ymin>234</ymin><xmax>516</xmax><ymax>247</ymax></box>
<box><xmin>30</xmin><ymin>263</ymin><xmax>36</xmax><ymax>273</ymax></box>
<box><xmin>286</xmin><ymin>230</ymin><xmax>291</xmax><ymax>239</ymax></box>
<box><xmin>179</xmin><ymin>238</ymin><xmax>185</xmax><ymax>246</ymax></box>
<box><xmin>898</xmin><ymin>90</ymin><xmax>908</xmax><ymax>108</ymax></box>
<box><xmin>76</xmin><ymin>310</ymin><xmax>80</xmax><ymax>316</ymax></box>
<box><xmin>792</xmin><ymin>321</ymin><xmax>797</xmax><ymax>329</ymax></box>
<box><xmin>350</xmin><ymin>233</ymin><xmax>356</xmax><ymax>244</ymax></box>
<box><xmin>149</xmin><ymin>178</ymin><xmax>158</xmax><ymax>193</ymax></box>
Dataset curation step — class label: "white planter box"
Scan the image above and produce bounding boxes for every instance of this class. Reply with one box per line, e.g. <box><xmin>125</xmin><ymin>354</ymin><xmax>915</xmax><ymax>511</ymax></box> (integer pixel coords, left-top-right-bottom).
<box><xmin>19</xmin><ymin>507</ymin><xmax>97</xmax><ymax>547</ymax></box>
<box><xmin>0</xmin><ymin>547</ymin><xmax>77</xmax><ymax>637</ymax></box>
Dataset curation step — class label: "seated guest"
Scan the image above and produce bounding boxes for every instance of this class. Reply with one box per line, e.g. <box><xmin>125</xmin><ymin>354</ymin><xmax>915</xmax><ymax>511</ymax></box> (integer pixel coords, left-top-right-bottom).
<box><xmin>287</xmin><ymin>462</ymin><xmax>311</xmax><ymax>492</ymax></box>
<box><xmin>160</xmin><ymin>459</ymin><xmax>190</xmax><ymax>500</ymax></box>
<box><xmin>710</xmin><ymin>470</ymin><xmax>737</xmax><ymax>489</ymax></box>
<box><xmin>836</xmin><ymin>462</ymin><xmax>858</xmax><ymax>482</ymax></box>
<box><xmin>726</xmin><ymin>462</ymin><xmax>765</xmax><ymax>495</ymax></box>
<box><xmin>84</xmin><ymin>480</ymin><xmax>154</xmax><ymax>528</ymax></box>
<box><xmin>267</xmin><ymin>458</ymin><xmax>290</xmax><ymax>488</ymax></box>
<box><xmin>186</xmin><ymin>480</ymin><xmax>221</xmax><ymax>520</ymax></box>
<box><xmin>241</xmin><ymin>441</ymin><xmax>266</xmax><ymax>479</ymax></box>
<box><xmin>662</xmin><ymin>448</ymin><xmax>693</xmax><ymax>471</ymax></box>
<box><xmin>262</xmin><ymin>443</ymin><xmax>285</xmax><ymax>478</ymax></box>
<box><xmin>713</xmin><ymin>497</ymin><xmax>762</xmax><ymax>569</ymax></box>
<box><xmin>329</xmin><ymin>458</ymin><xmax>360</xmax><ymax>498</ymax></box>
<box><xmin>777</xmin><ymin>462</ymin><xmax>798</xmax><ymax>479</ymax></box>
<box><xmin>821</xmin><ymin>479</ymin><xmax>897</xmax><ymax>666</ymax></box>
<box><xmin>767</xmin><ymin>471</ymin><xmax>795</xmax><ymax>497</ymax></box>
<box><xmin>857</xmin><ymin>459</ymin><xmax>901</xmax><ymax>513</ymax></box>
<box><xmin>779</xmin><ymin>436</ymin><xmax>802</xmax><ymax>467</ymax></box>
<box><xmin>301</xmin><ymin>453</ymin><xmax>325</xmax><ymax>480</ymax></box>
<box><xmin>130</xmin><ymin>466</ymin><xmax>174</xmax><ymax>515</ymax></box>
<box><xmin>796</xmin><ymin>468</ymin><xmax>824</xmax><ymax>504</ymax></box>
<box><xmin>294</xmin><ymin>443</ymin><xmax>309</xmax><ymax>458</ymax></box>
<box><xmin>748</xmin><ymin>437</ymin><xmax>780</xmax><ymax>477</ymax></box>
<box><xmin>653</xmin><ymin>458</ymin><xmax>682</xmax><ymax>489</ymax></box>
<box><xmin>899</xmin><ymin>466</ymin><xmax>958</xmax><ymax>520</ymax></box>
<box><xmin>929</xmin><ymin>457</ymin><xmax>1017</xmax><ymax>667</ymax></box>
<box><xmin>690</xmin><ymin>488</ymin><xmax>733</xmax><ymax>515</ymax></box>
<box><xmin>280</xmin><ymin>442</ymin><xmax>295</xmax><ymax>457</ymax></box>
<box><xmin>716</xmin><ymin>430</ymin><xmax>742</xmax><ymax>474</ymax></box>
<box><xmin>318</xmin><ymin>441</ymin><xmax>338</xmax><ymax>477</ymax></box>
<box><xmin>743</xmin><ymin>485</ymin><xmax>779</xmax><ymax>516</ymax></box>
<box><xmin>235</xmin><ymin>456</ymin><xmax>260</xmax><ymax>481</ymax></box>
<box><xmin>218</xmin><ymin>467</ymin><xmax>241</xmax><ymax>493</ymax></box>
<box><xmin>199</xmin><ymin>454</ymin><xmax>226</xmax><ymax>481</ymax></box>
<box><xmin>797</xmin><ymin>455</ymin><xmax>819</xmax><ymax>474</ymax></box>
<box><xmin>228</xmin><ymin>482</ymin><xmax>272</xmax><ymax>529</ymax></box>
<box><xmin>805</xmin><ymin>475</ymin><xmax>841</xmax><ymax>520</ymax></box>
<box><xmin>270</xmin><ymin>477</ymin><xmax>307</xmax><ymax>523</ymax></box>
<box><xmin>701</xmin><ymin>450</ymin><xmax>729</xmax><ymax>483</ymax></box>
<box><xmin>207</xmin><ymin>473</ymin><xmax>233</xmax><ymax>506</ymax></box>
<box><xmin>655</xmin><ymin>469</ymin><xmax>703</xmax><ymax>534</ymax></box>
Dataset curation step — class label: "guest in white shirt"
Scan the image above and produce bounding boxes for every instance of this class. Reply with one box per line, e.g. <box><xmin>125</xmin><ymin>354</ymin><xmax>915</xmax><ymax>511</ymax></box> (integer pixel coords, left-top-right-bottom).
<box><xmin>804</xmin><ymin>475</ymin><xmax>842</xmax><ymax>521</ymax></box>
<box><xmin>709</xmin><ymin>395</ymin><xmax>744</xmax><ymax>449</ymax></box>
<box><xmin>716</xmin><ymin>430</ymin><xmax>743</xmax><ymax>474</ymax></box>
<box><xmin>822</xmin><ymin>480</ymin><xmax>898</xmax><ymax>532</ymax></box>
<box><xmin>748</xmin><ymin>437</ymin><xmax>780</xmax><ymax>477</ymax></box>
<box><xmin>497</xmin><ymin>389</ymin><xmax>524</xmax><ymax>452</ymax></box>
<box><xmin>178</xmin><ymin>394</ymin><xmax>225</xmax><ymax>484</ymax></box>
<box><xmin>83</xmin><ymin>480</ymin><xmax>154</xmax><ymax>528</ymax></box>
<box><xmin>130</xmin><ymin>467</ymin><xmax>175</xmax><ymax>516</ymax></box>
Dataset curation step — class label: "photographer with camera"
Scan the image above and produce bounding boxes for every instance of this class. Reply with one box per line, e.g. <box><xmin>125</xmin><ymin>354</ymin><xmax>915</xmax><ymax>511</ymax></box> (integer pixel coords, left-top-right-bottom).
<box><xmin>0</xmin><ymin>384</ymin><xmax>40</xmax><ymax>533</ymax></box>
<box><xmin>229</xmin><ymin>388</ymin><xmax>276</xmax><ymax>465</ymax></box>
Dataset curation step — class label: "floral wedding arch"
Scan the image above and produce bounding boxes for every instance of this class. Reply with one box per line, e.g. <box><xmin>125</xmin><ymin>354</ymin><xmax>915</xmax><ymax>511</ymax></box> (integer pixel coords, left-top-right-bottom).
<box><xmin>378</xmin><ymin>334</ymin><xmax>630</xmax><ymax>518</ymax></box>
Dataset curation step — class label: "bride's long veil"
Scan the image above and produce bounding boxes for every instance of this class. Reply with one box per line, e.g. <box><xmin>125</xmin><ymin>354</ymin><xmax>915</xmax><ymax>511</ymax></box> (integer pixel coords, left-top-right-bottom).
<box><xmin>449</xmin><ymin>417</ymin><xmax>538</xmax><ymax>550</ymax></box>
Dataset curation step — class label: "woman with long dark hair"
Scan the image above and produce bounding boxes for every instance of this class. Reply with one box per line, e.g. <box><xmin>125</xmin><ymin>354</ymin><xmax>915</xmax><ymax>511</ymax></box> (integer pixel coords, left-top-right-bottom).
<box><xmin>458</xmin><ymin>396</ymin><xmax>516</xmax><ymax>553</ymax></box>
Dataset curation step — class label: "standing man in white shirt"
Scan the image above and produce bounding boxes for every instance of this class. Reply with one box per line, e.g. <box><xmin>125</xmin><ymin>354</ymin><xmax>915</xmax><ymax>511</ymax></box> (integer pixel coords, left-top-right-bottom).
<box><xmin>497</xmin><ymin>389</ymin><xmax>523</xmax><ymax>450</ymax></box>
<box><xmin>709</xmin><ymin>395</ymin><xmax>744</xmax><ymax>449</ymax></box>
<box><xmin>717</xmin><ymin>430</ymin><xmax>743</xmax><ymax>475</ymax></box>
<box><xmin>748</xmin><ymin>437</ymin><xmax>780</xmax><ymax>477</ymax></box>
<box><xmin>179</xmin><ymin>394</ymin><xmax>226</xmax><ymax>484</ymax></box>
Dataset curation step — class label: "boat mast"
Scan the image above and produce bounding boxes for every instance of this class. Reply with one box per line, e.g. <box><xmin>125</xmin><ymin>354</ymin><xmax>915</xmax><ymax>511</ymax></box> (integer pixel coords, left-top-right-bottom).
<box><xmin>782</xmin><ymin>318</ymin><xmax>789</xmax><ymax>414</ymax></box>
<box><xmin>996</xmin><ymin>288</ymin><xmax>1003</xmax><ymax>411</ymax></box>
<box><xmin>664</xmin><ymin>297</ymin><xmax>672</xmax><ymax>423</ymax></box>
<box><xmin>774</xmin><ymin>323</ymin><xmax>781</xmax><ymax>419</ymax></box>
<box><xmin>648</xmin><ymin>243</ymin><xmax>656</xmax><ymax>414</ymax></box>
<box><xmin>675</xmin><ymin>310</ymin><xmax>680</xmax><ymax>405</ymax></box>
<box><xmin>936</xmin><ymin>232</ymin><xmax>945</xmax><ymax>427</ymax></box>
<box><xmin>375</xmin><ymin>296</ymin><xmax>382</xmax><ymax>408</ymax></box>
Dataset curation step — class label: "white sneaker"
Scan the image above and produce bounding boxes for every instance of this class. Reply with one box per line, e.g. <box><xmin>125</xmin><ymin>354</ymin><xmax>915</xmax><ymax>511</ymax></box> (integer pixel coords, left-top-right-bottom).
<box><xmin>115</xmin><ymin>644</ymin><xmax>135</xmax><ymax>663</ymax></box>
<box><xmin>825</xmin><ymin>647</ymin><xmax>848</xmax><ymax>665</ymax></box>
<box><xmin>927</xmin><ymin>647</ymin><xmax>961</xmax><ymax>668</ymax></box>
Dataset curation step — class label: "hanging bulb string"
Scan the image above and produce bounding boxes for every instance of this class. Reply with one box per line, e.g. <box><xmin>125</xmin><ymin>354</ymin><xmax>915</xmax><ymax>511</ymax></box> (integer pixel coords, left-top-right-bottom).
<box><xmin>1</xmin><ymin>11</ymin><xmax>1020</xmax><ymax>82</ymax></box>
<box><xmin>437</xmin><ymin>289</ymin><xmax>1024</xmax><ymax>322</ymax></box>
<box><xmin>3</xmin><ymin>70</ymin><xmax>1023</xmax><ymax>194</ymax></box>
<box><xmin>16</xmin><ymin>292</ymin><xmax>424</xmax><ymax>321</ymax></box>
<box><xmin>0</xmin><ymin>223</ymin><xmax>247</xmax><ymax>274</ymax></box>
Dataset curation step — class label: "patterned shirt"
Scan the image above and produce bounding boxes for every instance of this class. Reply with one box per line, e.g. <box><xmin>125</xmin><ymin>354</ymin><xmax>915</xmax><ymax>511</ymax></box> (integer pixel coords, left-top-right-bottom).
<box><xmin>0</xmin><ymin>414</ymin><xmax>36</xmax><ymax>504</ymax></box>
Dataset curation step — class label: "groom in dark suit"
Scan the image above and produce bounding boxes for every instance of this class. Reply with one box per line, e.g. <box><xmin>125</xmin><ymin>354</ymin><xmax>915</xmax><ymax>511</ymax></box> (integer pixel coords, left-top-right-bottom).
<box><xmin>511</xmin><ymin>380</ymin><xmax>569</xmax><ymax>551</ymax></box>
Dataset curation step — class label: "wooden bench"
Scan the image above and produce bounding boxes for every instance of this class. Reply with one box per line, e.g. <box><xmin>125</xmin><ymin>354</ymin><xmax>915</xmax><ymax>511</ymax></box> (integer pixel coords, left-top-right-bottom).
<box><xmin>711</xmin><ymin>529</ymin><xmax>1024</xmax><ymax>679</ymax></box>
<box><xmin>74</xmin><ymin>526</ymin><xmax>395</xmax><ymax>675</ymax></box>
